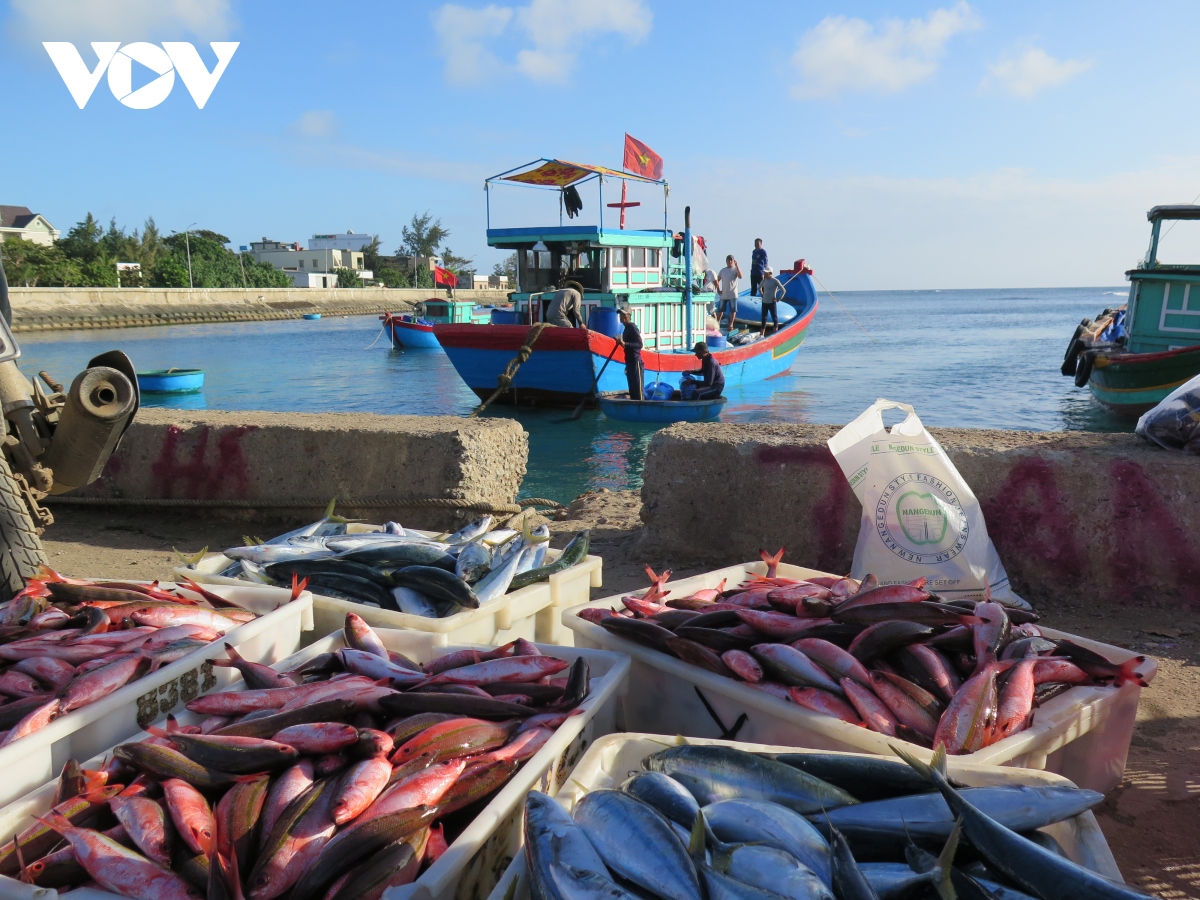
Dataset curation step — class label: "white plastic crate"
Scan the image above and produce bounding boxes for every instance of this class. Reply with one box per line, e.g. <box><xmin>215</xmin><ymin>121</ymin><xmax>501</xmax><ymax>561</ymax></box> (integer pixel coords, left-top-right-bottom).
<box><xmin>562</xmin><ymin>561</ymin><xmax>1157</xmax><ymax>794</ymax></box>
<box><xmin>485</xmin><ymin>732</ymin><xmax>1125</xmax><ymax>900</ymax></box>
<box><xmin>0</xmin><ymin>627</ymin><xmax>630</xmax><ymax>900</ymax></box>
<box><xmin>174</xmin><ymin>525</ymin><xmax>602</xmax><ymax>651</ymax></box>
<box><xmin>0</xmin><ymin>582</ymin><xmax>313</xmax><ymax>810</ymax></box>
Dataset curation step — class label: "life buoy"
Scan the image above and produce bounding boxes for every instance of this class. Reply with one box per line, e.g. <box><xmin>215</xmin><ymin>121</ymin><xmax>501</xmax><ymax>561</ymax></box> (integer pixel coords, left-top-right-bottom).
<box><xmin>1060</xmin><ymin>319</ymin><xmax>1092</xmax><ymax>376</ymax></box>
<box><xmin>1074</xmin><ymin>350</ymin><xmax>1095</xmax><ymax>388</ymax></box>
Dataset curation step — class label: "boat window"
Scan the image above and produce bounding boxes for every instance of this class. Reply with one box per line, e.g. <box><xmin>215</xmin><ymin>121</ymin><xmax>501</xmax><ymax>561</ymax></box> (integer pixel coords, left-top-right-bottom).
<box><xmin>1154</xmin><ymin>219</ymin><xmax>1200</xmax><ymax>266</ymax></box>
<box><xmin>631</xmin><ymin>247</ymin><xmax>646</xmax><ymax>267</ymax></box>
<box><xmin>612</xmin><ymin>247</ymin><xmax>627</xmax><ymax>267</ymax></box>
<box><xmin>647</xmin><ymin>249</ymin><xmax>659</xmax><ymax>267</ymax></box>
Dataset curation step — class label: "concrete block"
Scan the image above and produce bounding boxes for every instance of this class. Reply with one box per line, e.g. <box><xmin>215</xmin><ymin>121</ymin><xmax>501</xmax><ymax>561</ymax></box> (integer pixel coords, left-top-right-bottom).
<box><xmin>638</xmin><ymin>423</ymin><xmax>1200</xmax><ymax>609</ymax></box>
<box><xmin>72</xmin><ymin>409</ymin><xmax>528</xmax><ymax>530</ymax></box>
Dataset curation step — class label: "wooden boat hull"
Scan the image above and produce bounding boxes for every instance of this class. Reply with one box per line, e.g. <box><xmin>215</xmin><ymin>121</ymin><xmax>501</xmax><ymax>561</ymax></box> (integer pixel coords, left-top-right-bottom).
<box><xmin>435</xmin><ymin>295</ymin><xmax>817</xmax><ymax>407</ymax></box>
<box><xmin>1087</xmin><ymin>343</ymin><xmax>1200</xmax><ymax>415</ymax></box>
<box><xmin>599</xmin><ymin>396</ymin><xmax>725</xmax><ymax>423</ymax></box>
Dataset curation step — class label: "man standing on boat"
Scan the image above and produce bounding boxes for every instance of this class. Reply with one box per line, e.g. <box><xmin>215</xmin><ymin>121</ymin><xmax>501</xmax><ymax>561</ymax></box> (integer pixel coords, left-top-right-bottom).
<box><xmin>759</xmin><ymin>266</ymin><xmax>785</xmax><ymax>335</ymax></box>
<box><xmin>618</xmin><ymin>307</ymin><xmax>644</xmax><ymax>400</ymax></box>
<box><xmin>750</xmin><ymin>239</ymin><xmax>768</xmax><ymax>297</ymax></box>
<box><xmin>545</xmin><ymin>278</ymin><xmax>584</xmax><ymax>328</ymax></box>
<box><xmin>684</xmin><ymin>341</ymin><xmax>725</xmax><ymax>400</ymax></box>
<box><xmin>717</xmin><ymin>256</ymin><xmax>742</xmax><ymax>333</ymax></box>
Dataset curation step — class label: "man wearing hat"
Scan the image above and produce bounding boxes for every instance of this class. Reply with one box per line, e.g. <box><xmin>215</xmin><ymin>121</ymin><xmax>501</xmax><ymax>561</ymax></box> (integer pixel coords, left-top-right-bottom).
<box><xmin>758</xmin><ymin>266</ymin><xmax>786</xmax><ymax>336</ymax></box>
<box><xmin>683</xmin><ymin>341</ymin><xmax>725</xmax><ymax>400</ymax></box>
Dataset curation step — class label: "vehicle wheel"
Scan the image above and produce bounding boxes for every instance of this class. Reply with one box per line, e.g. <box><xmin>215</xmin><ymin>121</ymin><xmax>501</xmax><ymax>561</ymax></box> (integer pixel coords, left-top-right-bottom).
<box><xmin>0</xmin><ymin>452</ymin><xmax>47</xmax><ymax>602</ymax></box>
<box><xmin>1074</xmin><ymin>351</ymin><xmax>1095</xmax><ymax>388</ymax></box>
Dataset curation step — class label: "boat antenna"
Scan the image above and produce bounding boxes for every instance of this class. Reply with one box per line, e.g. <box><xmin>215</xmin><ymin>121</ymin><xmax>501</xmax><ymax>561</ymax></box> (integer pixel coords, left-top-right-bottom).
<box><xmin>810</xmin><ymin>272</ymin><xmax>877</xmax><ymax>344</ymax></box>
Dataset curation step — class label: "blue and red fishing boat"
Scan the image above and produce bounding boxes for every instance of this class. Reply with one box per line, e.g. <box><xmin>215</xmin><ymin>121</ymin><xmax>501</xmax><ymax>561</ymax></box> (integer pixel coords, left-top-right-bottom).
<box><xmin>382</xmin><ymin>298</ymin><xmax>499</xmax><ymax>349</ymax></box>
<box><xmin>435</xmin><ymin>158</ymin><xmax>818</xmax><ymax>406</ymax></box>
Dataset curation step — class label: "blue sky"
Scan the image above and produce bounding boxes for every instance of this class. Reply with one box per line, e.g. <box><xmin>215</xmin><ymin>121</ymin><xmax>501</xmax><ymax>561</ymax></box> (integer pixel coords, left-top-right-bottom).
<box><xmin>5</xmin><ymin>0</ymin><xmax>1200</xmax><ymax>289</ymax></box>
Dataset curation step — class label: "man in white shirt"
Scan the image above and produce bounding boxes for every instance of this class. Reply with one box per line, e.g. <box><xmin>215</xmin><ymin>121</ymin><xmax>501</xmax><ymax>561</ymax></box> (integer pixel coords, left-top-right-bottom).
<box><xmin>717</xmin><ymin>255</ymin><xmax>742</xmax><ymax>332</ymax></box>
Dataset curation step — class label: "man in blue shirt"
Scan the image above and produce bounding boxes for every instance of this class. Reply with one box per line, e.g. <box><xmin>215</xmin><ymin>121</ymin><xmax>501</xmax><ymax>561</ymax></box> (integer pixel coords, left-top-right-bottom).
<box><xmin>750</xmin><ymin>239</ymin><xmax>768</xmax><ymax>297</ymax></box>
<box><xmin>618</xmin><ymin>307</ymin><xmax>644</xmax><ymax>400</ymax></box>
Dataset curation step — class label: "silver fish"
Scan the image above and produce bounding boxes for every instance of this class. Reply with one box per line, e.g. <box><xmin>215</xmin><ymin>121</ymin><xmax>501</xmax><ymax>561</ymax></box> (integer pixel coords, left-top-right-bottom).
<box><xmin>644</xmin><ymin>746</ymin><xmax>857</xmax><ymax>815</ymax></box>
<box><xmin>704</xmin><ymin>800</ymin><xmax>831</xmax><ymax>886</ymax></box>
<box><xmin>700</xmin><ymin>864</ymin><xmax>792</xmax><ymax>900</ymax></box>
<box><xmin>573</xmin><ymin>790</ymin><xmax>701</xmax><ymax>900</ymax></box>
<box><xmin>383</xmin><ymin>522</ymin><xmax>406</xmax><ymax>535</ymax></box>
<box><xmin>444</xmin><ymin>516</ymin><xmax>493</xmax><ymax>546</ymax></box>
<box><xmin>525</xmin><ymin>791</ymin><xmax>612</xmax><ymax>900</ymax></box>
<box><xmin>392</xmin><ymin>587</ymin><xmax>438</xmax><ymax>618</ymax></box>
<box><xmin>225</xmin><ymin>543</ymin><xmax>335</xmax><ymax>565</ymax></box>
<box><xmin>715</xmin><ymin>844</ymin><xmax>834</xmax><ymax>900</ymax></box>
<box><xmin>547</xmin><ymin>864</ymin><xmax>642</xmax><ymax>900</ymax></box>
<box><xmin>860</xmin><ymin>863</ymin><xmax>945</xmax><ymax>900</ymax></box>
<box><xmin>473</xmin><ymin>545</ymin><xmax>532</xmax><ymax>606</ymax></box>
<box><xmin>267</xmin><ymin>516</ymin><xmax>348</xmax><ymax>544</ymax></box>
<box><xmin>455</xmin><ymin>540</ymin><xmax>493</xmax><ymax>584</ymax></box>
<box><xmin>239</xmin><ymin>559</ymin><xmax>273</xmax><ymax>584</ymax></box>
<box><xmin>623</xmin><ymin>771</ymin><xmax>702</xmax><ymax>830</ymax></box>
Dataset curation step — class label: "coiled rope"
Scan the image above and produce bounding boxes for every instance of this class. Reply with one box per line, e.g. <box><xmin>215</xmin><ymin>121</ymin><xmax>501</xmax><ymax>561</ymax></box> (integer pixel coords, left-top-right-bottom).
<box><xmin>46</xmin><ymin>496</ymin><xmax>564</xmax><ymax>514</ymax></box>
<box><xmin>470</xmin><ymin>322</ymin><xmax>550</xmax><ymax>417</ymax></box>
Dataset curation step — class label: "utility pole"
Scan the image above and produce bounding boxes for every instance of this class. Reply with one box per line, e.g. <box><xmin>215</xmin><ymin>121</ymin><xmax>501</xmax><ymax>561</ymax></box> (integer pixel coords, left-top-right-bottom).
<box><xmin>184</xmin><ymin>222</ymin><xmax>196</xmax><ymax>289</ymax></box>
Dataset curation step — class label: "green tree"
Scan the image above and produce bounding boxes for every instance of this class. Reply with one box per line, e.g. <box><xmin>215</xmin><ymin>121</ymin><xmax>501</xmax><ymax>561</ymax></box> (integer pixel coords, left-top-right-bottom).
<box><xmin>0</xmin><ymin>236</ymin><xmax>82</xmax><ymax>286</ymax></box>
<box><xmin>441</xmin><ymin>246</ymin><xmax>474</xmax><ymax>280</ymax></box>
<box><xmin>400</xmin><ymin>212</ymin><xmax>449</xmax><ymax>258</ymax></box>
<box><xmin>58</xmin><ymin>213</ymin><xmax>104</xmax><ymax>264</ymax></box>
<box><xmin>493</xmin><ymin>252</ymin><xmax>517</xmax><ymax>289</ymax></box>
<box><xmin>335</xmin><ymin>267</ymin><xmax>361</xmax><ymax>288</ymax></box>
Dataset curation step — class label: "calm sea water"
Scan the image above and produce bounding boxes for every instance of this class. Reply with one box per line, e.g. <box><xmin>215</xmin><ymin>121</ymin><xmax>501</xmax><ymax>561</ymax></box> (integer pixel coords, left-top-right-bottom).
<box><xmin>15</xmin><ymin>286</ymin><xmax>1131</xmax><ymax>503</ymax></box>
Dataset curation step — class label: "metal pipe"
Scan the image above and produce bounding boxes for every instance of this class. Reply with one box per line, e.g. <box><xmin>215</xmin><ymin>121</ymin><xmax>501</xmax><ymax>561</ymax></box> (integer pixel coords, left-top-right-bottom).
<box><xmin>684</xmin><ymin>205</ymin><xmax>693</xmax><ymax>350</ymax></box>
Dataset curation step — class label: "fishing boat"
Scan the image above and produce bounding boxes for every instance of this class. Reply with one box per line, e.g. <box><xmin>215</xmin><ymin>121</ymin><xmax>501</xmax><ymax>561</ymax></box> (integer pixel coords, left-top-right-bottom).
<box><xmin>1063</xmin><ymin>205</ymin><xmax>1200</xmax><ymax>415</ymax></box>
<box><xmin>382</xmin><ymin>299</ymin><xmax>499</xmax><ymax>349</ymax></box>
<box><xmin>434</xmin><ymin>158</ymin><xmax>818</xmax><ymax>407</ymax></box>
<box><xmin>136</xmin><ymin>368</ymin><xmax>204</xmax><ymax>394</ymax></box>
<box><xmin>599</xmin><ymin>394</ymin><xmax>726</xmax><ymax>423</ymax></box>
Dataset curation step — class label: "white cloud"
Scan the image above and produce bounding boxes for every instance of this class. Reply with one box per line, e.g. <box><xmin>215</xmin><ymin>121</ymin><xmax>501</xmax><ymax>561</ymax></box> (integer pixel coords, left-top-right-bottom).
<box><xmin>983</xmin><ymin>47</ymin><xmax>1092</xmax><ymax>98</ymax></box>
<box><xmin>432</xmin><ymin>0</ymin><xmax>651</xmax><ymax>85</ymax></box>
<box><xmin>791</xmin><ymin>1</ymin><xmax>980</xmax><ymax>99</ymax></box>
<box><xmin>672</xmin><ymin>155</ymin><xmax>1200</xmax><ymax>290</ymax></box>
<box><xmin>289</xmin><ymin>110</ymin><xmax>339</xmax><ymax>139</ymax></box>
<box><xmin>8</xmin><ymin>0</ymin><xmax>234</xmax><ymax>43</ymax></box>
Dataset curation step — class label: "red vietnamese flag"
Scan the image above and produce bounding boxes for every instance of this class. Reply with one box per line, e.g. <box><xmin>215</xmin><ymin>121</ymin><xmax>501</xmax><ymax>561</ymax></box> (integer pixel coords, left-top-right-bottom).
<box><xmin>623</xmin><ymin>133</ymin><xmax>663</xmax><ymax>180</ymax></box>
<box><xmin>434</xmin><ymin>266</ymin><xmax>458</xmax><ymax>288</ymax></box>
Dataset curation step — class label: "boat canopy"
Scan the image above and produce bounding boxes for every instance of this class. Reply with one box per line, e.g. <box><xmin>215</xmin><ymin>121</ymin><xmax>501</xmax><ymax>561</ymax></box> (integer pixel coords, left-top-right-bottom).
<box><xmin>487</xmin><ymin>225</ymin><xmax>671</xmax><ymax>250</ymax></box>
<box><xmin>490</xmin><ymin>158</ymin><xmax>665</xmax><ymax>188</ymax></box>
<box><xmin>1148</xmin><ymin>205</ymin><xmax>1200</xmax><ymax>221</ymax></box>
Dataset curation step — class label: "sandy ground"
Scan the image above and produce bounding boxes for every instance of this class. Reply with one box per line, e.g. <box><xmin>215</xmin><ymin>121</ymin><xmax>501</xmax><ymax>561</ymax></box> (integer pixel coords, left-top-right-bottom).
<box><xmin>43</xmin><ymin>493</ymin><xmax>1200</xmax><ymax>899</ymax></box>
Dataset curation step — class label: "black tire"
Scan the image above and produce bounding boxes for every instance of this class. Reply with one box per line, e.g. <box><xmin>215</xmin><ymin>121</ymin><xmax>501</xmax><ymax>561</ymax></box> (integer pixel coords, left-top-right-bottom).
<box><xmin>1074</xmin><ymin>351</ymin><xmax>1095</xmax><ymax>388</ymax></box>
<box><xmin>0</xmin><ymin>452</ymin><xmax>47</xmax><ymax>602</ymax></box>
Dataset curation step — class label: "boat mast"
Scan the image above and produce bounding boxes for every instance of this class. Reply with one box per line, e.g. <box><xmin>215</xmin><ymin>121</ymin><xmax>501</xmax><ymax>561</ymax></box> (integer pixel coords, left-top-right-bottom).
<box><xmin>684</xmin><ymin>205</ymin><xmax>693</xmax><ymax>350</ymax></box>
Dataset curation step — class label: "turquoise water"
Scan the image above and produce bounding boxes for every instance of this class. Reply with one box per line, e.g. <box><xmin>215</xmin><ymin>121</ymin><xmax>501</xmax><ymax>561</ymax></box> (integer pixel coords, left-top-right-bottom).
<box><xmin>15</xmin><ymin>286</ymin><xmax>1131</xmax><ymax>503</ymax></box>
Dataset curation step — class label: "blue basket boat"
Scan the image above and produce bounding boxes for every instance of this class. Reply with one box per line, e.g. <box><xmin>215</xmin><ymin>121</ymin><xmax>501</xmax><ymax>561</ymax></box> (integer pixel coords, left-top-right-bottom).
<box><xmin>599</xmin><ymin>395</ymin><xmax>726</xmax><ymax>423</ymax></box>
<box><xmin>137</xmin><ymin>368</ymin><xmax>205</xmax><ymax>394</ymax></box>
<box><xmin>302</xmin><ymin>313</ymin><xmax>322</xmax><ymax>320</ymax></box>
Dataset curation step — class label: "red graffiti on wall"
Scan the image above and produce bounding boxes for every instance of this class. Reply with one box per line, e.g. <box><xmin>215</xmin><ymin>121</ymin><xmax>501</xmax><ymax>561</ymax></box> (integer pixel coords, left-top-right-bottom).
<box><xmin>755</xmin><ymin>445</ymin><xmax>852</xmax><ymax>572</ymax></box>
<box><xmin>150</xmin><ymin>425</ymin><xmax>258</xmax><ymax>499</ymax></box>
<box><xmin>980</xmin><ymin>457</ymin><xmax>1083</xmax><ymax>582</ymax></box>
<box><xmin>1109</xmin><ymin>458</ymin><xmax>1200</xmax><ymax>605</ymax></box>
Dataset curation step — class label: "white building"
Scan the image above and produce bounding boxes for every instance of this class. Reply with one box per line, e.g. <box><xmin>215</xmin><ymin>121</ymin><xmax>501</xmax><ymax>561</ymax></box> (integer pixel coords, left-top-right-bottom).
<box><xmin>464</xmin><ymin>274</ymin><xmax>510</xmax><ymax>290</ymax></box>
<box><xmin>309</xmin><ymin>231</ymin><xmax>372</xmax><ymax>251</ymax></box>
<box><xmin>248</xmin><ymin>237</ymin><xmax>370</xmax><ymax>287</ymax></box>
<box><xmin>0</xmin><ymin>206</ymin><xmax>59</xmax><ymax>246</ymax></box>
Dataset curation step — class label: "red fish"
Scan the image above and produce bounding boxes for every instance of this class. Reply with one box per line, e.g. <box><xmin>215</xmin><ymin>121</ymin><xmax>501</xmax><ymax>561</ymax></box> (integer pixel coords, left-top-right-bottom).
<box><xmin>162</xmin><ymin>778</ymin><xmax>216</xmax><ymax>857</ymax></box>
<box><xmin>791</xmin><ymin>638</ymin><xmax>871</xmax><ymax>687</ymax></box>
<box><xmin>720</xmin><ymin>650</ymin><xmax>763</xmax><ymax>683</ymax></box>
<box><xmin>841</xmin><ymin>678</ymin><xmax>898</xmax><ymax>735</ymax></box>
<box><xmin>759</xmin><ymin>548</ymin><xmax>785</xmax><ymax>578</ymax></box>
<box><xmin>934</xmin><ymin>663</ymin><xmax>1000</xmax><ymax>754</ymax></box>
<box><xmin>422</xmin><ymin>656</ymin><xmax>568</xmax><ymax>686</ymax></box>
<box><xmin>360</xmin><ymin>759</ymin><xmax>466</xmax><ymax>823</ymax></box>
<box><xmin>331</xmin><ymin>756</ymin><xmax>392</xmax><ymax>824</ymax></box>
<box><xmin>272</xmin><ymin>723</ymin><xmax>359</xmax><ymax>755</ymax></box>
<box><xmin>788</xmin><ymin>687</ymin><xmax>862</xmax><ymax>725</ymax></box>
<box><xmin>734</xmin><ymin>609</ymin><xmax>812</xmax><ymax>641</ymax></box>
<box><xmin>994</xmin><ymin>658</ymin><xmax>1037</xmax><ymax>740</ymax></box>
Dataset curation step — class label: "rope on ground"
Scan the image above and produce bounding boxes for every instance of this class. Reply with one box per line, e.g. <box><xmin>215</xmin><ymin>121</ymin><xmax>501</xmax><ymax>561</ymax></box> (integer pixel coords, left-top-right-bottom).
<box><xmin>45</xmin><ymin>496</ymin><xmax>565</xmax><ymax>513</ymax></box>
<box><xmin>469</xmin><ymin>322</ymin><xmax>550</xmax><ymax>417</ymax></box>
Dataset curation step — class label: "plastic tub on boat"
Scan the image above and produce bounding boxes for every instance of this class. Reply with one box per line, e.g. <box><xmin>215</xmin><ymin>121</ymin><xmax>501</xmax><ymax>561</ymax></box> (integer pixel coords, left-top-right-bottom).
<box><xmin>135</xmin><ymin>368</ymin><xmax>204</xmax><ymax>394</ymax></box>
<box><xmin>174</xmin><ymin>525</ymin><xmax>603</xmax><ymax>652</ymax></box>
<box><xmin>485</xmin><ymin>732</ymin><xmax>1125</xmax><ymax>900</ymax></box>
<box><xmin>0</xmin><ymin>630</ymin><xmax>631</xmax><ymax>900</ymax></box>
<box><xmin>706</xmin><ymin>334</ymin><xmax>728</xmax><ymax>349</ymax></box>
<box><xmin>491</xmin><ymin>309</ymin><xmax>525</xmax><ymax>325</ymax></box>
<box><xmin>0</xmin><ymin>582</ymin><xmax>313</xmax><ymax>810</ymax></box>
<box><xmin>562</xmin><ymin>561</ymin><xmax>1156</xmax><ymax>794</ymax></box>
<box><xmin>587</xmin><ymin>306</ymin><xmax>621</xmax><ymax>338</ymax></box>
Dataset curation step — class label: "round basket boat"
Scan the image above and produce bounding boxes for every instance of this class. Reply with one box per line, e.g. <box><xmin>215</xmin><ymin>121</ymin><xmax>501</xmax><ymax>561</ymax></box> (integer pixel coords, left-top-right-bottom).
<box><xmin>137</xmin><ymin>368</ymin><xmax>205</xmax><ymax>394</ymax></box>
<box><xmin>599</xmin><ymin>395</ymin><xmax>725</xmax><ymax>423</ymax></box>
<box><xmin>302</xmin><ymin>313</ymin><xmax>322</xmax><ymax>320</ymax></box>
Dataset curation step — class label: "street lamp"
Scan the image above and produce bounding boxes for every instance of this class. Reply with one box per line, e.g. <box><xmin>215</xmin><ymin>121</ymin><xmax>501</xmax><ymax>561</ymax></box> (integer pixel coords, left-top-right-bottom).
<box><xmin>184</xmin><ymin>222</ymin><xmax>196</xmax><ymax>289</ymax></box>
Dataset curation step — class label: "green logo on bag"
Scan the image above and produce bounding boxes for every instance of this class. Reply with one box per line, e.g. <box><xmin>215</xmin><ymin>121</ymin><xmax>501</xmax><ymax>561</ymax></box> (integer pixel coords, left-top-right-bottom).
<box><xmin>896</xmin><ymin>491</ymin><xmax>948</xmax><ymax>545</ymax></box>
<box><xmin>875</xmin><ymin>474</ymin><xmax>969</xmax><ymax>564</ymax></box>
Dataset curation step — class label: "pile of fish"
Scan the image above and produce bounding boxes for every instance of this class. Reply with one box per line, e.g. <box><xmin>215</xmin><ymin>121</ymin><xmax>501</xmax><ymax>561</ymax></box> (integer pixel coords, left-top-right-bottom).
<box><xmin>524</xmin><ymin>743</ymin><xmax>1153</xmax><ymax>900</ymax></box>
<box><xmin>0</xmin><ymin>570</ymin><xmax>274</xmax><ymax>749</ymax></box>
<box><xmin>197</xmin><ymin>513</ymin><xmax>590</xmax><ymax>618</ymax></box>
<box><xmin>578</xmin><ymin>553</ymin><xmax>1149</xmax><ymax>754</ymax></box>
<box><xmin>4</xmin><ymin>613</ymin><xmax>593</xmax><ymax>900</ymax></box>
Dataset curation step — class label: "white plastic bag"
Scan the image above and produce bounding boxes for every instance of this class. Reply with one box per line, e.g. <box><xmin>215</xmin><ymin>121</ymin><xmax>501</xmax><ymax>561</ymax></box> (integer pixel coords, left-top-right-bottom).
<box><xmin>1136</xmin><ymin>372</ymin><xmax>1200</xmax><ymax>453</ymax></box>
<box><xmin>827</xmin><ymin>399</ymin><xmax>1028</xmax><ymax>609</ymax></box>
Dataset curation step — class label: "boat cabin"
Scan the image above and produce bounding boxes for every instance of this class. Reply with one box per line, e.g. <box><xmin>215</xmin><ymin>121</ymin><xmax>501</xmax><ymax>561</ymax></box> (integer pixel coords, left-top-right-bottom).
<box><xmin>1126</xmin><ymin>205</ymin><xmax>1200</xmax><ymax>354</ymax></box>
<box><xmin>419</xmin><ymin>298</ymin><xmax>493</xmax><ymax>325</ymax></box>
<box><xmin>485</xmin><ymin>159</ymin><xmax>716</xmax><ymax>351</ymax></box>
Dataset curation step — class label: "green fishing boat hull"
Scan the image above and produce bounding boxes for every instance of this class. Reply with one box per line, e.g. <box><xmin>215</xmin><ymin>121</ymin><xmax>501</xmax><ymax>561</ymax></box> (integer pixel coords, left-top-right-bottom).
<box><xmin>1087</xmin><ymin>344</ymin><xmax>1200</xmax><ymax>415</ymax></box>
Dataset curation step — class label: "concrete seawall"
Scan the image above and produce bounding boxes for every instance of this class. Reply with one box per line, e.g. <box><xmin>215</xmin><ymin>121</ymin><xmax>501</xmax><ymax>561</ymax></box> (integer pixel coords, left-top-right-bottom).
<box><xmin>9</xmin><ymin>287</ymin><xmax>510</xmax><ymax>332</ymax></box>
<box><xmin>638</xmin><ymin>423</ymin><xmax>1200</xmax><ymax>608</ymax></box>
<box><xmin>52</xmin><ymin>409</ymin><xmax>529</xmax><ymax>530</ymax></box>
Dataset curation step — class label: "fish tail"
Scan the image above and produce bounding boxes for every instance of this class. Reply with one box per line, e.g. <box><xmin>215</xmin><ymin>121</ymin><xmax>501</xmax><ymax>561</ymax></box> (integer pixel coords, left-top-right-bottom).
<box><xmin>890</xmin><ymin>744</ymin><xmax>939</xmax><ymax>783</ymax></box>
<box><xmin>145</xmin><ymin>724</ymin><xmax>171</xmax><ymax>738</ymax></box>
<box><xmin>1116</xmin><ymin>656</ymin><xmax>1149</xmax><ymax>687</ymax></box>
<box><xmin>290</xmin><ymin>573</ymin><xmax>310</xmax><ymax>602</ymax></box>
<box><xmin>930</xmin><ymin>819</ymin><xmax>961</xmax><ymax>900</ymax></box>
<box><xmin>760</xmin><ymin>547</ymin><xmax>785</xmax><ymax>576</ymax></box>
<box><xmin>687</xmin><ymin>811</ymin><xmax>707</xmax><ymax>862</ymax></box>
